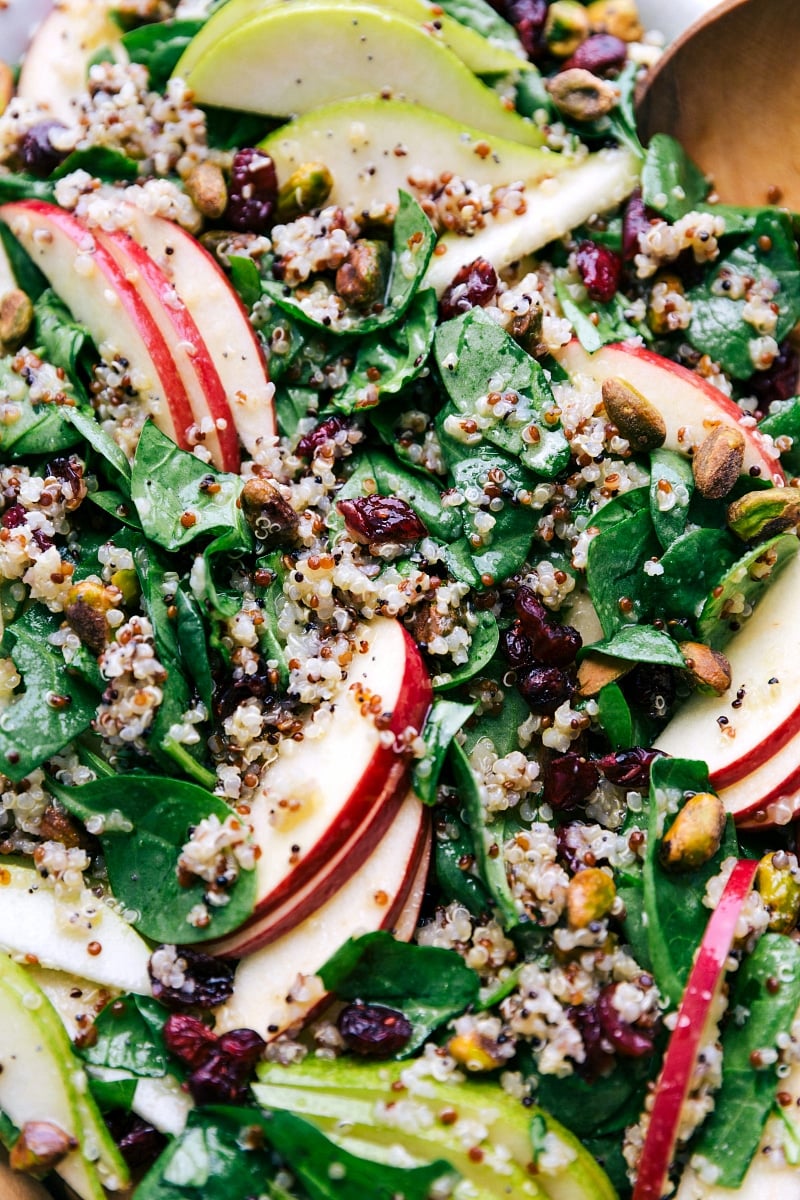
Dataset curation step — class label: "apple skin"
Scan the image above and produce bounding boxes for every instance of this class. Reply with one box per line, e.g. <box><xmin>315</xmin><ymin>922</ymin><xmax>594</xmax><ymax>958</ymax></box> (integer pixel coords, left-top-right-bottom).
<box><xmin>554</xmin><ymin>339</ymin><xmax>785</xmax><ymax>486</ymax></box>
<box><xmin>111</xmin><ymin>203</ymin><xmax>276</xmax><ymax>456</ymax></box>
<box><xmin>96</xmin><ymin>226</ymin><xmax>241</xmax><ymax>472</ymax></box>
<box><xmin>213</xmin><ymin>789</ymin><xmax>430</xmax><ymax>1038</ymax></box>
<box><xmin>0</xmin><ymin>200</ymin><xmax>197</xmax><ymax>451</ymax></box>
<box><xmin>227</xmin><ymin>617</ymin><xmax>431</xmax><ymax>947</ymax></box>
<box><xmin>633</xmin><ymin>858</ymin><xmax>759</xmax><ymax>1200</ymax></box>
<box><xmin>656</xmin><ymin>551</ymin><xmax>800</xmax><ymax>825</ymax></box>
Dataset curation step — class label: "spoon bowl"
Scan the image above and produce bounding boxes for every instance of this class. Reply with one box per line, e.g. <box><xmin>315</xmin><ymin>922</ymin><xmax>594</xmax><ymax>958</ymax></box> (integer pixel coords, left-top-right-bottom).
<box><xmin>636</xmin><ymin>0</ymin><xmax>800</xmax><ymax>208</ymax></box>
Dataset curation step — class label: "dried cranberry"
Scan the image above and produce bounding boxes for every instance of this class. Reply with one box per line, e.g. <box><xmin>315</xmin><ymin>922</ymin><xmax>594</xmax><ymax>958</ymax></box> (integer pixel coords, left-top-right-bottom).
<box><xmin>575</xmin><ymin>240</ymin><xmax>622</xmax><ymax>305</ymax></box>
<box><xmin>226</xmin><ymin>148</ymin><xmax>278</xmax><ymax>234</ymax></box>
<box><xmin>596</xmin><ymin>984</ymin><xmax>657</xmax><ymax>1058</ymax></box>
<box><xmin>517</xmin><ymin>665</ymin><xmax>574</xmax><ymax>714</ymax></box>
<box><xmin>544</xmin><ymin>753</ymin><xmax>599</xmax><ymax>811</ymax></box>
<box><xmin>502</xmin><ymin>621</ymin><xmax>536</xmax><ymax>669</ymax></box>
<box><xmin>751</xmin><ymin>340</ymin><xmax>800</xmax><ymax>409</ymax></box>
<box><xmin>163</xmin><ymin>1013</ymin><xmax>217</xmax><ymax>1069</ymax></box>
<box><xmin>337</xmin><ymin>494</ymin><xmax>427</xmax><ymax>545</ymax></box>
<box><xmin>32</xmin><ymin>528</ymin><xmax>54</xmax><ymax>552</ymax></box>
<box><xmin>20</xmin><ymin>121</ymin><xmax>70</xmax><ymax>177</ymax></box>
<box><xmin>187</xmin><ymin>1046</ymin><xmax>255</xmax><ymax>1105</ymax></box>
<box><xmin>296</xmin><ymin>414</ymin><xmax>353</xmax><ymax>459</ymax></box>
<box><xmin>596</xmin><ymin>747</ymin><xmax>660</xmax><ymax>789</ymax></box>
<box><xmin>217</xmin><ymin>1027</ymin><xmax>267</xmax><ymax>1068</ymax></box>
<box><xmin>623</xmin><ymin>664</ymin><xmax>679</xmax><ymax>723</ymax></box>
<box><xmin>504</xmin><ymin>0</ymin><xmax>548</xmax><ymax>59</ymax></box>
<box><xmin>439</xmin><ymin>257</ymin><xmax>498</xmax><ymax>321</ymax></box>
<box><xmin>1</xmin><ymin>504</ymin><xmax>26</xmax><ymax>529</ymax></box>
<box><xmin>563</xmin><ymin>34</ymin><xmax>627</xmax><ymax>74</ymax></box>
<box><xmin>622</xmin><ymin>189</ymin><xmax>652</xmax><ymax>262</ymax></box>
<box><xmin>568</xmin><ymin>1003</ymin><xmax>615</xmax><ymax>1080</ymax></box>
<box><xmin>148</xmin><ymin>946</ymin><xmax>234</xmax><ymax>1010</ymax></box>
<box><xmin>557</xmin><ymin>823</ymin><xmax>590</xmax><ymax>873</ymax></box>
<box><xmin>514</xmin><ymin>587</ymin><xmax>582</xmax><ymax>666</ymax></box>
<box><xmin>104</xmin><ymin>1111</ymin><xmax>167</xmax><ymax>1171</ymax></box>
<box><xmin>337</xmin><ymin>1002</ymin><xmax>413</xmax><ymax>1058</ymax></box>
<box><xmin>213</xmin><ymin>657</ymin><xmax>274</xmax><ymax>722</ymax></box>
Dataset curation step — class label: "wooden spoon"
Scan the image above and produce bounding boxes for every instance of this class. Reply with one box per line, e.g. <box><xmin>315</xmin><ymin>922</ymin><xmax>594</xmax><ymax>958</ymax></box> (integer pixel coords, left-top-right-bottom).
<box><xmin>636</xmin><ymin>0</ymin><xmax>800</xmax><ymax>208</ymax></box>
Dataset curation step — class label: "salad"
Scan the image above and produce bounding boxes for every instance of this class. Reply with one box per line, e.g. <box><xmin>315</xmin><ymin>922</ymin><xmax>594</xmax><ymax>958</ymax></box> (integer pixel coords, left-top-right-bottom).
<box><xmin>0</xmin><ymin>1</ymin><xmax>799</xmax><ymax>1198</ymax></box>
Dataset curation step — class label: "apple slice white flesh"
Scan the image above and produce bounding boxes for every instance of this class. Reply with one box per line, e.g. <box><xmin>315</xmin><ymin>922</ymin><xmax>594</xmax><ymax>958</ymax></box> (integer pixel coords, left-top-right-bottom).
<box><xmin>656</xmin><ymin>550</ymin><xmax>800</xmax><ymax>821</ymax></box>
<box><xmin>179</xmin><ymin>2</ymin><xmax>540</xmax><ymax>146</ymax></box>
<box><xmin>0</xmin><ymin>860</ymin><xmax>152</xmax><ymax>994</ymax></box>
<box><xmin>424</xmin><ymin>148</ymin><xmax>641</xmax><ymax>295</ymax></box>
<box><xmin>110</xmin><ymin>203</ymin><xmax>276</xmax><ymax>455</ymax></box>
<box><xmin>17</xmin><ymin>0</ymin><xmax>124</xmax><ymax>124</ymax></box>
<box><xmin>95</xmin><ymin>226</ymin><xmax>241</xmax><ymax>471</ymax></box>
<box><xmin>226</xmin><ymin>617</ymin><xmax>430</xmax><ymax>935</ymax></box>
<box><xmin>261</xmin><ymin>97</ymin><xmax>568</xmax><ymax>217</ymax></box>
<box><xmin>175</xmin><ymin>0</ymin><xmax>528</xmax><ymax>82</ymax></box>
<box><xmin>554</xmin><ymin>339</ymin><xmax>785</xmax><ymax>485</ymax></box>
<box><xmin>632</xmin><ymin>858</ymin><xmax>759</xmax><ymax>1200</ymax></box>
<box><xmin>0</xmin><ymin>200</ymin><xmax>196</xmax><ymax>451</ymax></box>
<box><xmin>213</xmin><ymin>789</ymin><xmax>430</xmax><ymax>1038</ymax></box>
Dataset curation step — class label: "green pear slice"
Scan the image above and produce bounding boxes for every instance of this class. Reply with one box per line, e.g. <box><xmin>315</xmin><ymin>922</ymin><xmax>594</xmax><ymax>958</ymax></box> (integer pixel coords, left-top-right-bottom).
<box><xmin>0</xmin><ymin>958</ymin><xmax>109</xmax><ymax>1200</ymax></box>
<box><xmin>174</xmin><ymin>0</ymin><xmax>529</xmax><ymax>82</ymax></box>
<box><xmin>261</xmin><ymin>97</ymin><xmax>564</xmax><ymax>215</ymax></box>
<box><xmin>180</xmin><ymin>2</ymin><xmax>540</xmax><ymax>145</ymax></box>
<box><xmin>0</xmin><ymin>859</ymin><xmax>152</xmax><ymax>994</ymax></box>
<box><xmin>424</xmin><ymin>146</ymin><xmax>641</xmax><ymax>294</ymax></box>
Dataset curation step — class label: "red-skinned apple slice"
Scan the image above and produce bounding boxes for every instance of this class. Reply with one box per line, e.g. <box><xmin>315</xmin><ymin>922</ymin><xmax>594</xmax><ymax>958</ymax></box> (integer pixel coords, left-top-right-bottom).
<box><xmin>0</xmin><ymin>200</ymin><xmax>196</xmax><ymax>451</ymax></box>
<box><xmin>110</xmin><ymin>203</ymin><xmax>276</xmax><ymax>455</ymax></box>
<box><xmin>226</xmin><ymin>617</ymin><xmax>430</xmax><ymax>935</ymax></box>
<box><xmin>633</xmin><ymin>858</ymin><xmax>759</xmax><ymax>1200</ymax></box>
<box><xmin>213</xmin><ymin>789</ymin><xmax>430</xmax><ymax>1038</ymax></box>
<box><xmin>554</xmin><ymin>340</ymin><xmax>784</xmax><ymax>485</ymax></box>
<box><xmin>656</xmin><ymin>550</ymin><xmax>800</xmax><ymax>822</ymax></box>
<box><xmin>17</xmin><ymin>0</ymin><xmax>123</xmax><ymax>124</ymax></box>
<box><xmin>95</xmin><ymin>225</ymin><xmax>241</xmax><ymax>471</ymax></box>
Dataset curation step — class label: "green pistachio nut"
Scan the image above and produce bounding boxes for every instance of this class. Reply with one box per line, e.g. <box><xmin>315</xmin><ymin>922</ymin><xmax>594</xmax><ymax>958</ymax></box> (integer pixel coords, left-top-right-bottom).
<box><xmin>546</xmin><ymin>68</ymin><xmax>619</xmax><ymax>122</ymax></box>
<box><xmin>601</xmin><ymin>376</ymin><xmax>667</xmax><ymax>452</ymax></box>
<box><xmin>727</xmin><ymin>486</ymin><xmax>800</xmax><ymax>542</ymax></box>
<box><xmin>567</xmin><ymin>867</ymin><xmax>616</xmax><ymax>928</ymax></box>
<box><xmin>757</xmin><ymin>851</ymin><xmax>800</xmax><ymax>933</ymax></box>
<box><xmin>277</xmin><ymin>161</ymin><xmax>334</xmax><ymax>219</ymax></box>
<box><xmin>659</xmin><ymin>791</ymin><xmax>726</xmax><ymax>872</ymax></box>
<box><xmin>335</xmin><ymin>238</ymin><xmax>391</xmax><ymax>311</ymax></box>
<box><xmin>545</xmin><ymin>0</ymin><xmax>590</xmax><ymax>56</ymax></box>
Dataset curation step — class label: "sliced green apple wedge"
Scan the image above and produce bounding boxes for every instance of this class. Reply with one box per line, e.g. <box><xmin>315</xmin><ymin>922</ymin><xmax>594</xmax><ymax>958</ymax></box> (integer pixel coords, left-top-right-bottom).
<box><xmin>0</xmin><ymin>858</ymin><xmax>152</xmax><ymax>993</ymax></box>
<box><xmin>424</xmin><ymin>147</ymin><xmax>641</xmax><ymax>293</ymax></box>
<box><xmin>0</xmin><ymin>958</ymin><xmax>128</xmax><ymax>1200</ymax></box>
<box><xmin>180</xmin><ymin>2</ymin><xmax>540</xmax><ymax>145</ymax></box>
<box><xmin>254</xmin><ymin>1055</ymin><xmax>617</xmax><ymax>1200</ymax></box>
<box><xmin>261</xmin><ymin>97</ymin><xmax>567</xmax><ymax>216</ymax></box>
<box><xmin>174</xmin><ymin>0</ymin><xmax>530</xmax><ymax>83</ymax></box>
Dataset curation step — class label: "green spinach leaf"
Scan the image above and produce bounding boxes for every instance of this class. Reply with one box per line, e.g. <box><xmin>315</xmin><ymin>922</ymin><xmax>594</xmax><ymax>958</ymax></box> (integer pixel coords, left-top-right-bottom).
<box><xmin>450</xmin><ymin>738</ymin><xmax>519</xmax><ymax>927</ymax></box>
<box><xmin>649</xmin><ymin>449</ymin><xmax>694</xmax><ymax>550</ymax></box>
<box><xmin>432</xmin><ymin>610</ymin><xmax>499</xmax><ymax>691</ymax></box>
<box><xmin>81</xmin><ymin>994</ymin><xmax>171</xmax><ymax>1079</ymax></box>
<box><xmin>121</xmin><ymin>19</ymin><xmax>204</xmax><ymax>89</ymax></box>
<box><xmin>586</xmin><ymin>507</ymin><xmax>660</xmax><ymax>637</ymax></box>
<box><xmin>641</xmin><ymin>133</ymin><xmax>709</xmax><ymax>221</ymax></box>
<box><xmin>333</xmin><ymin>288</ymin><xmax>438</xmax><ymax>412</ymax></box>
<box><xmin>413</xmin><ymin>698</ymin><xmax>476</xmax><ymax>805</ymax></box>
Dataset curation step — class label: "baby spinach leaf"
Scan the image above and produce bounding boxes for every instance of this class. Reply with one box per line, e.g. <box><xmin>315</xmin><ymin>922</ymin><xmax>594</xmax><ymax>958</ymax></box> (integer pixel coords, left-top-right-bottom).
<box><xmin>643</xmin><ymin>756</ymin><xmax>739</xmax><ymax>1007</ymax></box>
<box><xmin>590</xmin><ymin>486</ymin><xmax>650</xmax><ymax>532</ymax></box>
<box><xmin>131</xmin><ymin>421</ymin><xmax>252</xmax><ymax>553</ymax></box>
<box><xmin>62</xmin><ymin>406</ymin><xmax>133</xmax><ymax>488</ymax></box>
<box><xmin>52</xmin><ymin>147</ymin><xmax>139</xmax><ymax>183</ymax></box>
<box><xmin>263</xmin><ymin>192</ymin><xmax>435</xmax><ymax>335</ymax></box>
<box><xmin>450</xmin><ymin>738</ymin><xmax>519</xmax><ymax>927</ymax></box>
<box><xmin>0</xmin><ymin>173</ymin><xmax>56</xmax><ymax>203</ymax></box>
<box><xmin>435</xmin><ymin>808</ymin><xmax>493</xmax><ymax>916</ymax></box>
<box><xmin>0</xmin><ymin>388</ymin><xmax>80</xmax><ymax>458</ymax></box>
<box><xmin>0</xmin><ymin>220</ymin><xmax>47</xmax><ymax>301</ymax></box>
<box><xmin>121</xmin><ymin>19</ymin><xmax>204</xmax><ymax>89</ymax></box>
<box><xmin>585</xmin><ymin>624</ymin><xmax>686</xmax><ymax>668</ymax></box>
<box><xmin>690</xmin><ymin>932</ymin><xmax>800</xmax><ymax>1187</ymax></box>
<box><xmin>649</xmin><ymin>526</ymin><xmax>740</xmax><ymax>623</ymax></box>
<box><xmin>586</xmin><ymin>507</ymin><xmax>660</xmax><ymax>638</ymax></box>
<box><xmin>319</xmin><ymin>930</ymin><xmax>480</xmax><ymax>1054</ymax></box>
<box><xmin>461</xmin><ymin>661</ymin><xmax>530</xmax><ymax>759</ymax></box>
<box><xmin>596</xmin><ymin>681</ymin><xmax>634</xmax><ymax>750</ymax></box>
<box><xmin>50</xmin><ymin>774</ymin><xmax>256</xmax><ymax>943</ymax></box>
<box><xmin>553</xmin><ymin>276</ymin><xmax>639</xmax><ymax>353</ymax></box>
<box><xmin>227</xmin><ymin>255</ymin><xmax>262</xmax><ymax>311</ymax></box>
<box><xmin>641</xmin><ymin>133</ymin><xmax>709</xmax><ymax>221</ymax></box>
<box><xmin>81</xmin><ymin>994</ymin><xmax>171</xmax><ymax>1079</ymax></box>
<box><xmin>687</xmin><ymin>209</ymin><xmax>800</xmax><ymax>378</ymax></box>
<box><xmin>0</xmin><ymin>624</ymin><xmax>97</xmax><ymax>782</ymax></box>
<box><xmin>175</xmin><ymin>585</ymin><xmax>214</xmax><ymax>712</ymax></box>
<box><xmin>649</xmin><ymin>448</ymin><xmax>694</xmax><ymax>550</ymax></box>
<box><xmin>34</xmin><ymin>290</ymin><xmax>92</xmax><ymax>384</ymax></box>
<box><xmin>333</xmin><ymin>288</ymin><xmax>438</xmax><ymax>413</ymax></box>
<box><xmin>432</xmin><ymin>610</ymin><xmax>499</xmax><ymax>691</ymax></box>
<box><xmin>413</xmin><ymin>698</ymin><xmax>476</xmax><ymax>805</ymax></box>
<box><xmin>759</xmin><ymin>397</ymin><xmax>800</xmax><ymax>476</ymax></box>
<box><xmin>697</xmin><ymin>530</ymin><xmax>798</xmax><ymax>649</ymax></box>
<box><xmin>435</xmin><ymin>307</ymin><xmax>570</xmax><ymax>477</ymax></box>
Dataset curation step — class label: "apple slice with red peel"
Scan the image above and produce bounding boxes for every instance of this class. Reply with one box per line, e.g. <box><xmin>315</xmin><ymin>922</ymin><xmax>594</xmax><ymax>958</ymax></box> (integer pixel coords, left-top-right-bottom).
<box><xmin>0</xmin><ymin>199</ymin><xmax>196</xmax><ymax>451</ymax></box>
<box><xmin>656</xmin><ymin>550</ymin><xmax>800</xmax><ymax>824</ymax></box>
<box><xmin>17</xmin><ymin>0</ymin><xmax>123</xmax><ymax>124</ymax></box>
<box><xmin>95</xmin><ymin>226</ymin><xmax>241</xmax><ymax>472</ymax></box>
<box><xmin>213</xmin><ymin>790</ymin><xmax>430</xmax><ymax>1038</ymax></box>
<box><xmin>554</xmin><ymin>340</ymin><xmax>784</xmax><ymax>486</ymax></box>
<box><xmin>228</xmin><ymin>617</ymin><xmax>430</xmax><ymax>939</ymax></box>
<box><xmin>633</xmin><ymin>858</ymin><xmax>759</xmax><ymax>1200</ymax></box>
<box><xmin>110</xmin><ymin>204</ymin><xmax>276</xmax><ymax>455</ymax></box>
